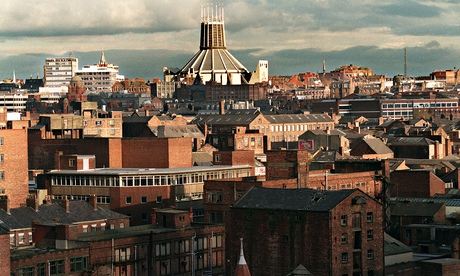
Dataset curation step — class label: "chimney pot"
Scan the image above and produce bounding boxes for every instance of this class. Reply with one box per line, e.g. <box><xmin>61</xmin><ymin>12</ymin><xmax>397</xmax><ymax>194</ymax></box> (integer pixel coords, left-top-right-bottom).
<box><xmin>89</xmin><ymin>195</ymin><xmax>97</xmax><ymax>211</ymax></box>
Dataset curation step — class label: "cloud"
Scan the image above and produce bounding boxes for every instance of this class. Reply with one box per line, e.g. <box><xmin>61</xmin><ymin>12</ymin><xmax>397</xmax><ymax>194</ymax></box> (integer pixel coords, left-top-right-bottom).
<box><xmin>378</xmin><ymin>1</ymin><xmax>443</xmax><ymax>18</ymax></box>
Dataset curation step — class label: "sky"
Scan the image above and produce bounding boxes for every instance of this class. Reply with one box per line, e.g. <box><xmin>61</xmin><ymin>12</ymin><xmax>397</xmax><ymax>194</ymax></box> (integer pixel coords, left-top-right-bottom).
<box><xmin>1</xmin><ymin>0</ymin><xmax>460</xmax><ymax>79</ymax></box>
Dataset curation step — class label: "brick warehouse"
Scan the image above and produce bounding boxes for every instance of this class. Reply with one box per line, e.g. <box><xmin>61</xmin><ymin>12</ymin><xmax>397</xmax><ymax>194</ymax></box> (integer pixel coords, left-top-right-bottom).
<box><xmin>226</xmin><ymin>187</ymin><xmax>384</xmax><ymax>276</ymax></box>
<box><xmin>10</xmin><ymin>208</ymin><xmax>225</xmax><ymax>276</ymax></box>
<box><xmin>28</xmin><ymin>134</ymin><xmax>193</xmax><ymax>170</ymax></box>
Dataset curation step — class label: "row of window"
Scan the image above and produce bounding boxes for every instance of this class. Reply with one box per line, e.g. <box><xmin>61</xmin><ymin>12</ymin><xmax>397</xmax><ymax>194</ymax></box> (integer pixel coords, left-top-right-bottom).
<box><xmin>50</xmin><ymin>169</ymin><xmax>250</xmax><ymax>187</ymax></box>
<box><xmin>270</xmin><ymin>123</ymin><xmax>331</xmax><ymax>133</ymax></box>
<box><xmin>16</xmin><ymin>257</ymin><xmax>88</xmax><ymax>276</ymax></box>
<box><xmin>340</xmin><ymin>212</ymin><xmax>374</xmax><ymax>227</ymax></box>
<box><xmin>54</xmin><ymin>195</ymin><xmax>111</xmax><ymax>204</ymax></box>
<box><xmin>341</xmin><ymin>250</ymin><xmax>374</xmax><ymax>263</ymax></box>
<box><xmin>383</xmin><ymin>102</ymin><xmax>458</xmax><ymax>109</ymax></box>
<box><xmin>340</xmin><ymin>230</ymin><xmax>374</xmax><ymax>244</ymax></box>
<box><xmin>10</xmin><ymin>231</ymin><xmax>33</xmax><ymax>246</ymax></box>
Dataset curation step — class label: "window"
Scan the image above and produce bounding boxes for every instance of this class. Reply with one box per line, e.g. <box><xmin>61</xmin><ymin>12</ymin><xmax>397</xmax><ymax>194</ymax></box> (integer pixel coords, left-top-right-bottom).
<box><xmin>49</xmin><ymin>260</ymin><xmax>65</xmax><ymax>276</ymax></box>
<box><xmin>125</xmin><ymin>196</ymin><xmax>132</xmax><ymax>205</ymax></box>
<box><xmin>37</xmin><ymin>263</ymin><xmax>46</xmax><ymax>276</ymax></box>
<box><xmin>18</xmin><ymin>267</ymin><xmax>34</xmax><ymax>276</ymax></box>
<box><xmin>70</xmin><ymin>256</ymin><xmax>88</xmax><ymax>272</ymax></box>
<box><xmin>214</xmin><ymin>154</ymin><xmax>220</xmax><ymax>162</ymax></box>
<box><xmin>367</xmin><ymin>212</ymin><xmax>374</xmax><ymax>223</ymax></box>
<box><xmin>0</xmin><ymin>171</ymin><xmax>5</xmax><ymax>181</ymax></box>
<box><xmin>10</xmin><ymin>233</ymin><xmax>15</xmax><ymax>246</ymax></box>
<box><xmin>156</xmin><ymin>196</ymin><xmax>162</xmax><ymax>203</ymax></box>
<box><xmin>341</xmin><ymin>252</ymin><xmax>348</xmax><ymax>263</ymax></box>
<box><xmin>69</xmin><ymin>159</ymin><xmax>76</xmax><ymax>167</ymax></box>
<box><xmin>341</xmin><ymin>233</ymin><xmax>348</xmax><ymax>244</ymax></box>
<box><xmin>340</xmin><ymin>215</ymin><xmax>348</xmax><ymax>226</ymax></box>
<box><xmin>141</xmin><ymin>196</ymin><xmax>147</xmax><ymax>203</ymax></box>
<box><xmin>0</xmin><ymin>154</ymin><xmax>4</xmax><ymax>163</ymax></box>
<box><xmin>18</xmin><ymin>233</ymin><xmax>25</xmax><ymax>244</ymax></box>
<box><xmin>28</xmin><ymin>232</ymin><xmax>32</xmax><ymax>244</ymax></box>
<box><xmin>115</xmin><ymin>248</ymin><xmax>131</xmax><ymax>262</ymax></box>
<box><xmin>367</xmin><ymin>250</ymin><xmax>374</xmax><ymax>260</ymax></box>
<box><xmin>82</xmin><ymin>225</ymin><xmax>88</xmax><ymax>233</ymax></box>
<box><xmin>367</xmin><ymin>229</ymin><xmax>374</xmax><ymax>240</ymax></box>
<box><xmin>0</xmin><ymin>137</ymin><xmax>4</xmax><ymax>145</ymax></box>
<box><xmin>156</xmin><ymin>242</ymin><xmax>171</xmax><ymax>257</ymax></box>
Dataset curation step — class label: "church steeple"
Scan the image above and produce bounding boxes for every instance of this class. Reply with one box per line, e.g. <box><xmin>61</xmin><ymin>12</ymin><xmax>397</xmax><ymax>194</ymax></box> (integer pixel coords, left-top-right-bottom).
<box><xmin>235</xmin><ymin>238</ymin><xmax>251</xmax><ymax>276</ymax></box>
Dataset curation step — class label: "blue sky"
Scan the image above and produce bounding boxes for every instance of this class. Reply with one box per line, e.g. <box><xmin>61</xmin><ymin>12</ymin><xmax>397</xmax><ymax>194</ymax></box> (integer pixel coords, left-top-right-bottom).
<box><xmin>1</xmin><ymin>0</ymin><xmax>460</xmax><ymax>79</ymax></box>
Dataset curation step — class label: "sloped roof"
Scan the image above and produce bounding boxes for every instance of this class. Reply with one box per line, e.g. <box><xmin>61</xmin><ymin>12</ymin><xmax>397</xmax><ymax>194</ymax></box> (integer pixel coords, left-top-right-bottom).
<box><xmin>384</xmin><ymin>233</ymin><xmax>412</xmax><ymax>256</ymax></box>
<box><xmin>181</xmin><ymin>49</ymin><xmax>248</xmax><ymax>75</ymax></box>
<box><xmin>361</xmin><ymin>138</ymin><xmax>393</xmax><ymax>155</ymax></box>
<box><xmin>0</xmin><ymin>201</ymin><xmax>127</xmax><ymax>230</ymax></box>
<box><xmin>233</xmin><ymin>187</ymin><xmax>356</xmax><ymax>212</ymax></box>
<box><xmin>287</xmin><ymin>265</ymin><xmax>313</xmax><ymax>275</ymax></box>
<box><xmin>389</xmin><ymin>200</ymin><xmax>444</xmax><ymax>217</ymax></box>
<box><xmin>193</xmin><ymin>114</ymin><xmax>260</xmax><ymax>126</ymax></box>
<box><xmin>264</xmin><ymin>114</ymin><xmax>332</xmax><ymax>124</ymax></box>
<box><xmin>153</xmin><ymin>125</ymin><xmax>204</xmax><ymax>138</ymax></box>
<box><xmin>387</xmin><ymin>137</ymin><xmax>435</xmax><ymax>146</ymax></box>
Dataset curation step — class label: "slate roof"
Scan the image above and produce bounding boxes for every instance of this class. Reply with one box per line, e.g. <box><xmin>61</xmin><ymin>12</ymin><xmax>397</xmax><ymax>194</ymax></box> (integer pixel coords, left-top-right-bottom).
<box><xmin>361</xmin><ymin>138</ymin><xmax>393</xmax><ymax>155</ymax></box>
<box><xmin>122</xmin><ymin>115</ymin><xmax>153</xmax><ymax>123</ymax></box>
<box><xmin>387</xmin><ymin>137</ymin><xmax>436</xmax><ymax>146</ymax></box>
<box><xmin>389</xmin><ymin>200</ymin><xmax>444</xmax><ymax>217</ymax></box>
<box><xmin>192</xmin><ymin>114</ymin><xmax>259</xmax><ymax>126</ymax></box>
<box><xmin>391</xmin><ymin>197</ymin><xmax>460</xmax><ymax>208</ymax></box>
<box><xmin>153</xmin><ymin>125</ymin><xmax>204</xmax><ymax>138</ymax></box>
<box><xmin>264</xmin><ymin>114</ymin><xmax>332</xmax><ymax>124</ymax></box>
<box><xmin>0</xmin><ymin>201</ymin><xmax>127</xmax><ymax>230</ymax></box>
<box><xmin>384</xmin><ymin>233</ymin><xmax>412</xmax><ymax>256</ymax></box>
<box><xmin>287</xmin><ymin>265</ymin><xmax>313</xmax><ymax>275</ymax></box>
<box><xmin>192</xmin><ymin>152</ymin><xmax>213</xmax><ymax>166</ymax></box>
<box><xmin>233</xmin><ymin>187</ymin><xmax>356</xmax><ymax>212</ymax></box>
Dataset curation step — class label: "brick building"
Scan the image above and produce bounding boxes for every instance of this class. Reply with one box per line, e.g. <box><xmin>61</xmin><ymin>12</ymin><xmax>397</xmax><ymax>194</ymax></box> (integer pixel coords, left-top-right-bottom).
<box><xmin>390</xmin><ymin>170</ymin><xmax>446</xmax><ymax>198</ymax></box>
<box><xmin>0</xmin><ymin>127</ymin><xmax>28</xmax><ymax>208</ymax></box>
<box><xmin>11</xmin><ymin>208</ymin><xmax>225</xmax><ymax>276</ymax></box>
<box><xmin>0</xmin><ymin>223</ymin><xmax>10</xmax><ymax>276</ymax></box>
<box><xmin>227</xmin><ymin>187</ymin><xmax>384</xmax><ymax>276</ymax></box>
<box><xmin>28</xmin><ymin>135</ymin><xmax>193</xmax><ymax>170</ymax></box>
<box><xmin>112</xmin><ymin>78</ymin><xmax>150</xmax><ymax>96</ymax></box>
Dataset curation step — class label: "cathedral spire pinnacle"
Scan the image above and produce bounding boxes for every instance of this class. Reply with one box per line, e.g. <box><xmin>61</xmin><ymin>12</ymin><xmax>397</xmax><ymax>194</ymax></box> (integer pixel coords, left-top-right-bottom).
<box><xmin>99</xmin><ymin>50</ymin><xmax>107</xmax><ymax>66</ymax></box>
<box><xmin>235</xmin><ymin>238</ymin><xmax>251</xmax><ymax>276</ymax></box>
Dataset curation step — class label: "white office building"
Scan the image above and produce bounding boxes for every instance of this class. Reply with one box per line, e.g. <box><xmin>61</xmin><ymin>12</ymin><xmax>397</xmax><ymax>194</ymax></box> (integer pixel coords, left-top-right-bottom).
<box><xmin>75</xmin><ymin>52</ymin><xmax>124</xmax><ymax>93</ymax></box>
<box><xmin>44</xmin><ymin>57</ymin><xmax>79</xmax><ymax>88</ymax></box>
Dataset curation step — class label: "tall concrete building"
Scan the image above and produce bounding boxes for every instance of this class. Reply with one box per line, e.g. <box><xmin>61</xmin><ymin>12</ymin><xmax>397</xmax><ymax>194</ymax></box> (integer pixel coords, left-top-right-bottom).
<box><xmin>43</xmin><ymin>57</ymin><xmax>79</xmax><ymax>88</ymax></box>
<box><xmin>75</xmin><ymin>51</ymin><xmax>124</xmax><ymax>93</ymax></box>
<box><xmin>179</xmin><ymin>2</ymin><xmax>249</xmax><ymax>85</ymax></box>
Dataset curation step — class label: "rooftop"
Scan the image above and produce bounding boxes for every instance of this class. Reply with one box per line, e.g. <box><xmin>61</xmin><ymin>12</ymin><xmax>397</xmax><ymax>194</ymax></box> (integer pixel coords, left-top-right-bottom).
<box><xmin>46</xmin><ymin>165</ymin><xmax>252</xmax><ymax>176</ymax></box>
<box><xmin>384</xmin><ymin>233</ymin><xmax>412</xmax><ymax>256</ymax></box>
<box><xmin>233</xmin><ymin>187</ymin><xmax>357</xmax><ymax>212</ymax></box>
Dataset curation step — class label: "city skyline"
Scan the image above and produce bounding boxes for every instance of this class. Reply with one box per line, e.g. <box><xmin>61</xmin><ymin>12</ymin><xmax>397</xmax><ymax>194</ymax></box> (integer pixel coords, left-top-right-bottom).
<box><xmin>1</xmin><ymin>0</ymin><xmax>460</xmax><ymax>79</ymax></box>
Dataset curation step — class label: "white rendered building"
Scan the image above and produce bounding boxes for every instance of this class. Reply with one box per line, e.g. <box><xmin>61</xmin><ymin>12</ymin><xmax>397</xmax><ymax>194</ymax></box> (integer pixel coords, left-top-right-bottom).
<box><xmin>44</xmin><ymin>57</ymin><xmax>79</xmax><ymax>88</ymax></box>
<box><xmin>75</xmin><ymin>52</ymin><xmax>124</xmax><ymax>93</ymax></box>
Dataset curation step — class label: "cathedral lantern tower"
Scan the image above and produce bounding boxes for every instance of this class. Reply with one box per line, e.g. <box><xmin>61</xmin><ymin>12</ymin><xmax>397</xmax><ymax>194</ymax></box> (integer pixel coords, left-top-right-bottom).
<box><xmin>180</xmin><ymin>0</ymin><xmax>249</xmax><ymax>85</ymax></box>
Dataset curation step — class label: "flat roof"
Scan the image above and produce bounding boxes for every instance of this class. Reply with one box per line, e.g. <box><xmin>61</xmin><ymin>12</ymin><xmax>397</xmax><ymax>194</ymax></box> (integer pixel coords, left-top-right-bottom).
<box><xmin>47</xmin><ymin>165</ymin><xmax>252</xmax><ymax>176</ymax></box>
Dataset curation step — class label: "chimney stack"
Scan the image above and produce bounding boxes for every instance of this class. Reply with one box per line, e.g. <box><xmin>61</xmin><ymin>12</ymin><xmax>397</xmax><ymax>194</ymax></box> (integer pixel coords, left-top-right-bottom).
<box><xmin>89</xmin><ymin>195</ymin><xmax>97</xmax><ymax>211</ymax></box>
<box><xmin>0</xmin><ymin>196</ymin><xmax>10</xmax><ymax>215</ymax></box>
<box><xmin>151</xmin><ymin>208</ymin><xmax>158</xmax><ymax>225</ymax></box>
<box><xmin>64</xmin><ymin>198</ymin><xmax>70</xmax><ymax>213</ymax></box>
<box><xmin>219</xmin><ymin>100</ymin><xmax>225</xmax><ymax>115</ymax></box>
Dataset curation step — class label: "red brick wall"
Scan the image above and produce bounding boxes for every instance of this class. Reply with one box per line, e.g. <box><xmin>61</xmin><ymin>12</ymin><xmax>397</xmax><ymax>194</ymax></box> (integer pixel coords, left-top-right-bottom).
<box><xmin>121</xmin><ymin>138</ymin><xmax>192</xmax><ymax>168</ymax></box>
<box><xmin>226</xmin><ymin>190</ymin><xmax>383</xmax><ymax>276</ymax></box>
<box><xmin>110</xmin><ymin>186</ymin><xmax>172</xmax><ymax>209</ymax></box>
<box><xmin>309</xmin><ymin>170</ymin><xmax>381</xmax><ymax>197</ymax></box>
<box><xmin>0</xmin><ymin>129</ymin><xmax>28</xmax><ymax>208</ymax></box>
<box><xmin>28</xmin><ymin>136</ymin><xmax>119</xmax><ymax>170</ymax></box>
<box><xmin>390</xmin><ymin>171</ymin><xmax>445</xmax><ymax>198</ymax></box>
<box><xmin>0</xmin><ymin>233</ymin><xmax>10</xmax><ymax>276</ymax></box>
<box><xmin>265</xmin><ymin>150</ymin><xmax>310</xmax><ymax>183</ymax></box>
